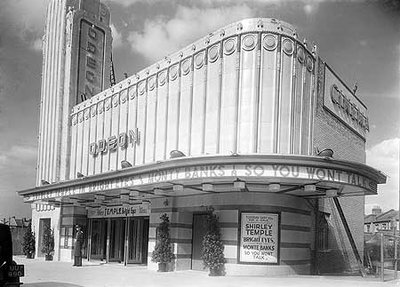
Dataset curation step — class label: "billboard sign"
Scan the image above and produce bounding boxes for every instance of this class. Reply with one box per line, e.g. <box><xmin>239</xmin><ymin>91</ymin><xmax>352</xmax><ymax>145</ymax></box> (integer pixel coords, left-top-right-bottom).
<box><xmin>239</xmin><ymin>212</ymin><xmax>279</xmax><ymax>264</ymax></box>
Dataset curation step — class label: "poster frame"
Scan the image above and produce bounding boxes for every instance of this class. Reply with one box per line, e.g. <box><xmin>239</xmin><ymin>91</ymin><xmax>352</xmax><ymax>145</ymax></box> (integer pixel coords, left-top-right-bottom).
<box><xmin>237</xmin><ymin>211</ymin><xmax>281</xmax><ymax>265</ymax></box>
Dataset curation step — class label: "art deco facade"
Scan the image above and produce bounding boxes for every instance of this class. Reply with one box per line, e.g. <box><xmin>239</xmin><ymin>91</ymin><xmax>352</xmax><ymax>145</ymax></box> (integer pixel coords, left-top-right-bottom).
<box><xmin>19</xmin><ymin>0</ymin><xmax>386</xmax><ymax>276</ymax></box>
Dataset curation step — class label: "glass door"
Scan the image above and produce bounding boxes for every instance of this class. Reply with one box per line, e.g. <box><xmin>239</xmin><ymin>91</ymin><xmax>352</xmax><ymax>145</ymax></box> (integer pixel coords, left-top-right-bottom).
<box><xmin>127</xmin><ymin>217</ymin><xmax>149</xmax><ymax>264</ymax></box>
<box><xmin>90</xmin><ymin>219</ymin><xmax>107</xmax><ymax>260</ymax></box>
<box><xmin>109</xmin><ymin>218</ymin><xmax>125</xmax><ymax>262</ymax></box>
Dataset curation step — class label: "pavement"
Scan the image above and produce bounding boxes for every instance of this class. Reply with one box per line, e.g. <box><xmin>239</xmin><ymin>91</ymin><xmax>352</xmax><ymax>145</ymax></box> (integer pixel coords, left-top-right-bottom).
<box><xmin>14</xmin><ymin>256</ymin><xmax>400</xmax><ymax>287</ymax></box>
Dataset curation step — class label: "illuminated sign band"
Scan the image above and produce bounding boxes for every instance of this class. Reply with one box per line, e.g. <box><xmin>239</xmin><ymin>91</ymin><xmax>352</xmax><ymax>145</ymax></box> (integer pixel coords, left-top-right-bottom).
<box><xmin>25</xmin><ymin>163</ymin><xmax>379</xmax><ymax>202</ymax></box>
<box><xmin>89</xmin><ymin>128</ymin><xmax>140</xmax><ymax>156</ymax></box>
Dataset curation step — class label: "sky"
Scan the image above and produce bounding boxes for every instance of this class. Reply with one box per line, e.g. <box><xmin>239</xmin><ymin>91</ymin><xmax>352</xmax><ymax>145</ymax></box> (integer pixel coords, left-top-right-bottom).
<box><xmin>0</xmin><ymin>0</ymin><xmax>399</xmax><ymax>221</ymax></box>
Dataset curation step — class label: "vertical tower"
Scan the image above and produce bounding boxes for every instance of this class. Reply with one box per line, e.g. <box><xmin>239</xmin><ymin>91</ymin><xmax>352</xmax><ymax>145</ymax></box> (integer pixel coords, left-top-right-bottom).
<box><xmin>36</xmin><ymin>0</ymin><xmax>112</xmax><ymax>185</ymax></box>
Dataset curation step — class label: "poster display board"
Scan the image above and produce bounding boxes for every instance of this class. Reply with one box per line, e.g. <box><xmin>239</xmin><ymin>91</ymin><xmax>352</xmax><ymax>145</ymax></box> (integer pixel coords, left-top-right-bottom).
<box><xmin>239</xmin><ymin>212</ymin><xmax>279</xmax><ymax>264</ymax></box>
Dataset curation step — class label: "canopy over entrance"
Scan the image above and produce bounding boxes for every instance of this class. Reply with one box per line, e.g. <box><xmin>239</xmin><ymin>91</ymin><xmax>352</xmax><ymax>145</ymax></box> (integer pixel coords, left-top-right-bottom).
<box><xmin>18</xmin><ymin>154</ymin><xmax>386</xmax><ymax>207</ymax></box>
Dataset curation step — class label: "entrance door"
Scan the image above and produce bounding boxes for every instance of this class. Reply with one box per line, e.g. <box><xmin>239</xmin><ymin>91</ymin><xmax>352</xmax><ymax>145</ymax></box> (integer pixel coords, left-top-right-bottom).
<box><xmin>109</xmin><ymin>219</ymin><xmax>125</xmax><ymax>262</ymax></box>
<box><xmin>191</xmin><ymin>214</ymin><xmax>208</xmax><ymax>271</ymax></box>
<box><xmin>90</xmin><ymin>219</ymin><xmax>107</xmax><ymax>260</ymax></box>
<box><xmin>127</xmin><ymin>217</ymin><xmax>149</xmax><ymax>264</ymax></box>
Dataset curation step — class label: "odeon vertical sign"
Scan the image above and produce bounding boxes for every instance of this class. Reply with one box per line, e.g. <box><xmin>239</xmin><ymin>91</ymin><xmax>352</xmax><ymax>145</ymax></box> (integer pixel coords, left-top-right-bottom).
<box><xmin>77</xmin><ymin>20</ymin><xmax>105</xmax><ymax>103</ymax></box>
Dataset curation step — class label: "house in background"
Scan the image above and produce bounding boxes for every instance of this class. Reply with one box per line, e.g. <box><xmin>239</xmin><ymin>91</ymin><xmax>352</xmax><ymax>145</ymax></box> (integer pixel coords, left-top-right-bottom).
<box><xmin>0</xmin><ymin>217</ymin><xmax>31</xmax><ymax>255</ymax></box>
<box><xmin>364</xmin><ymin>206</ymin><xmax>399</xmax><ymax>234</ymax></box>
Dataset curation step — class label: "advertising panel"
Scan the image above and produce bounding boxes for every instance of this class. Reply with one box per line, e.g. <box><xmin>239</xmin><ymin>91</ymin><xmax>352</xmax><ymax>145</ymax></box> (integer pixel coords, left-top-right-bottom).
<box><xmin>239</xmin><ymin>212</ymin><xmax>279</xmax><ymax>264</ymax></box>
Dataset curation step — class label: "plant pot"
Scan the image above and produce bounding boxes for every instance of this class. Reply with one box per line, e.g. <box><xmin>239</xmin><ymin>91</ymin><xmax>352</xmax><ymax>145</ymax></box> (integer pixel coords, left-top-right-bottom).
<box><xmin>209</xmin><ymin>267</ymin><xmax>223</xmax><ymax>276</ymax></box>
<box><xmin>158</xmin><ymin>262</ymin><xmax>167</xmax><ymax>272</ymax></box>
<box><xmin>26</xmin><ymin>253</ymin><xmax>34</xmax><ymax>259</ymax></box>
<box><xmin>45</xmin><ymin>254</ymin><xmax>53</xmax><ymax>261</ymax></box>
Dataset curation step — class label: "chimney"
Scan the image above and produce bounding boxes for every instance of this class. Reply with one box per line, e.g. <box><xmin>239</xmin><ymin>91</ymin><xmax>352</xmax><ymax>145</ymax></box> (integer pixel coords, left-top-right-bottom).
<box><xmin>372</xmin><ymin>205</ymin><xmax>382</xmax><ymax>215</ymax></box>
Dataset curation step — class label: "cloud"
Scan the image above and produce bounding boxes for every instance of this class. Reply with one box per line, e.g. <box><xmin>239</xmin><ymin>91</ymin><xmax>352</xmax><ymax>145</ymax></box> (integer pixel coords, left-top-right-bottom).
<box><xmin>0</xmin><ymin>0</ymin><xmax>48</xmax><ymax>42</ymax></box>
<box><xmin>111</xmin><ymin>24</ymin><xmax>123</xmax><ymax>48</ymax></box>
<box><xmin>127</xmin><ymin>4</ymin><xmax>254</xmax><ymax>62</ymax></box>
<box><xmin>365</xmin><ymin>138</ymin><xmax>400</xmax><ymax>213</ymax></box>
<box><xmin>303</xmin><ymin>3</ymin><xmax>319</xmax><ymax>16</ymax></box>
<box><xmin>31</xmin><ymin>38</ymin><xmax>43</xmax><ymax>51</ymax></box>
<box><xmin>0</xmin><ymin>144</ymin><xmax>37</xmax><ymax>169</ymax></box>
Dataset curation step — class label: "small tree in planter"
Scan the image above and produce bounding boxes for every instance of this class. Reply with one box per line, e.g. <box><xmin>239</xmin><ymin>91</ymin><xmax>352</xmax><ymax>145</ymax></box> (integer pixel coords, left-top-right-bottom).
<box><xmin>22</xmin><ymin>223</ymin><xmax>35</xmax><ymax>259</ymax></box>
<box><xmin>151</xmin><ymin>213</ymin><xmax>175</xmax><ymax>271</ymax></box>
<box><xmin>41</xmin><ymin>224</ymin><xmax>54</xmax><ymax>261</ymax></box>
<box><xmin>201</xmin><ymin>207</ymin><xmax>226</xmax><ymax>276</ymax></box>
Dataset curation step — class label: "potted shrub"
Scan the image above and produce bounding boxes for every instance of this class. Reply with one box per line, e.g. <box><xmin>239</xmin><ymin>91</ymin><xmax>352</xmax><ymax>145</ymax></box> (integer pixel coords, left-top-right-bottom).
<box><xmin>22</xmin><ymin>223</ymin><xmax>35</xmax><ymax>259</ymax></box>
<box><xmin>41</xmin><ymin>224</ymin><xmax>54</xmax><ymax>261</ymax></box>
<box><xmin>151</xmin><ymin>213</ymin><xmax>175</xmax><ymax>272</ymax></box>
<box><xmin>201</xmin><ymin>207</ymin><xmax>226</xmax><ymax>276</ymax></box>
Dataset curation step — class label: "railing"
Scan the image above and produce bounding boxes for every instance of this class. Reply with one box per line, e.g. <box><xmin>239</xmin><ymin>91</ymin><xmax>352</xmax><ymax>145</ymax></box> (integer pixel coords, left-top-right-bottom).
<box><xmin>365</xmin><ymin>232</ymin><xmax>399</xmax><ymax>282</ymax></box>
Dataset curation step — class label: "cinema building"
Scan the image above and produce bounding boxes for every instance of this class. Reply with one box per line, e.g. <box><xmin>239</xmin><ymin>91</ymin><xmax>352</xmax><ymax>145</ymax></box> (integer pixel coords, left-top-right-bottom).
<box><xmin>18</xmin><ymin>0</ymin><xmax>386</xmax><ymax>276</ymax></box>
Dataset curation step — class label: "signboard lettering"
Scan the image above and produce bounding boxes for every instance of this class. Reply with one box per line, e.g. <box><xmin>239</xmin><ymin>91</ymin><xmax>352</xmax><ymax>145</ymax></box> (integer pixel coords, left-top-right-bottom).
<box><xmin>89</xmin><ymin>128</ymin><xmax>140</xmax><ymax>156</ymax></box>
<box><xmin>323</xmin><ymin>65</ymin><xmax>369</xmax><ymax>138</ymax></box>
<box><xmin>87</xmin><ymin>203</ymin><xmax>150</xmax><ymax>218</ymax></box>
<box><xmin>77</xmin><ymin>20</ymin><xmax>105</xmax><ymax>104</ymax></box>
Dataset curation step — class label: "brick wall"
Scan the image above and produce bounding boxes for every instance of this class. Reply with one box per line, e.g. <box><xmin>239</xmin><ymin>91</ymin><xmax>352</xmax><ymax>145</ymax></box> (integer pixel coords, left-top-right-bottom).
<box><xmin>314</xmin><ymin>58</ymin><xmax>366</xmax><ymax>273</ymax></box>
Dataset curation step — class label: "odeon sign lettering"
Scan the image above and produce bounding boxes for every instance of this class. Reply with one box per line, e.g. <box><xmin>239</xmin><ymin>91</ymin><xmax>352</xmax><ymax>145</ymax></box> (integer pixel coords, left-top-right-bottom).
<box><xmin>89</xmin><ymin>128</ymin><xmax>140</xmax><ymax>156</ymax></box>
<box><xmin>330</xmin><ymin>84</ymin><xmax>369</xmax><ymax>131</ymax></box>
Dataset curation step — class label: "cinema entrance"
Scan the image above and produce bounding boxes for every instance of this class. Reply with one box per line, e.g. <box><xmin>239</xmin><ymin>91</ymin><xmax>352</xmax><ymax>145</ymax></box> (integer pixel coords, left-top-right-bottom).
<box><xmin>87</xmin><ymin>204</ymin><xmax>150</xmax><ymax>265</ymax></box>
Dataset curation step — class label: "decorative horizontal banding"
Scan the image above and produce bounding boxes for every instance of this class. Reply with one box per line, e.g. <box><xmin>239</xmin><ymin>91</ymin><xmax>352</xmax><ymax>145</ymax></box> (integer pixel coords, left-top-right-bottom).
<box><xmin>181</xmin><ymin>58</ymin><xmax>191</xmax><ymax>76</ymax></box>
<box><xmin>282</xmin><ymin>38</ymin><xmax>294</xmax><ymax>55</ymax></box>
<box><xmin>242</xmin><ymin>34</ymin><xmax>257</xmax><ymax>51</ymax></box>
<box><xmin>263</xmin><ymin>34</ymin><xmax>277</xmax><ymax>51</ymax></box>
<box><xmin>148</xmin><ymin>76</ymin><xmax>156</xmax><ymax>91</ymax></box>
<box><xmin>208</xmin><ymin>44</ymin><xmax>219</xmax><ymax>63</ymax></box>
<box><xmin>112</xmin><ymin>95</ymin><xmax>119</xmax><ymax>107</ymax></box>
<box><xmin>194</xmin><ymin>51</ymin><xmax>205</xmax><ymax>69</ymax></box>
<box><xmin>297</xmin><ymin>46</ymin><xmax>305</xmax><ymax>63</ymax></box>
<box><xmin>306</xmin><ymin>56</ymin><xmax>314</xmax><ymax>72</ymax></box>
<box><xmin>169</xmin><ymin>64</ymin><xmax>179</xmax><ymax>81</ymax></box>
<box><xmin>158</xmin><ymin>71</ymin><xmax>166</xmax><ymax>86</ymax></box>
<box><xmin>138</xmin><ymin>81</ymin><xmax>146</xmax><ymax>95</ymax></box>
<box><xmin>224</xmin><ymin>37</ymin><xmax>236</xmax><ymax>55</ymax></box>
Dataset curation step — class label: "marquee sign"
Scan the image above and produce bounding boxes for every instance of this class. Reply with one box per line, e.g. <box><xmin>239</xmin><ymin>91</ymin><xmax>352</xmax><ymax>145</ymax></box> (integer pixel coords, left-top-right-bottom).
<box><xmin>239</xmin><ymin>212</ymin><xmax>279</xmax><ymax>264</ymax></box>
<box><xmin>323</xmin><ymin>65</ymin><xmax>369</xmax><ymax>138</ymax></box>
<box><xmin>87</xmin><ymin>203</ymin><xmax>150</xmax><ymax>218</ymax></box>
<box><xmin>24</xmin><ymin>163</ymin><xmax>379</xmax><ymax>202</ymax></box>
